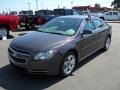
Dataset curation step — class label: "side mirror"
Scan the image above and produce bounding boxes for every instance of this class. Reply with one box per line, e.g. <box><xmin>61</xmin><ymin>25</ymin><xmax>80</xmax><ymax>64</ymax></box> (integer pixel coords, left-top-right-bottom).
<box><xmin>82</xmin><ymin>30</ymin><xmax>93</xmax><ymax>35</ymax></box>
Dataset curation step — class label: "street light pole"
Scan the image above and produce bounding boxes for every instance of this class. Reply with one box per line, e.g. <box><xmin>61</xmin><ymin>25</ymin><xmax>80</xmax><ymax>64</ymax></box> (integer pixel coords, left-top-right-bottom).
<box><xmin>42</xmin><ymin>1</ymin><xmax>43</xmax><ymax>9</ymax></box>
<box><xmin>27</xmin><ymin>2</ymin><xmax>31</xmax><ymax>10</ymax></box>
<box><xmin>71</xmin><ymin>1</ymin><xmax>73</xmax><ymax>8</ymax></box>
<box><xmin>36</xmin><ymin>0</ymin><xmax>39</xmax><ymax>10</ymax></box>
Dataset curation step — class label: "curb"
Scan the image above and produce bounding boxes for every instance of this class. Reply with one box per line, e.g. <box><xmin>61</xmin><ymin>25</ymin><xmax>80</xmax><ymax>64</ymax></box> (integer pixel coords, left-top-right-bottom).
<box><xmin>106</xmin><ymin>21</ymin><xmax>120</xmax><ymax>23</ymax></box>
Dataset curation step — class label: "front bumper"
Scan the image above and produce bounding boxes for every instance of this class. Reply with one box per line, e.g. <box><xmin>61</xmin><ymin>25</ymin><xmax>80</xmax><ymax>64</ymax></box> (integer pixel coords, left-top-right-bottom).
<box><xmin>8</xmin><ymin>52</ymin><xmax>63</xmax><ymax>75</ymax></box>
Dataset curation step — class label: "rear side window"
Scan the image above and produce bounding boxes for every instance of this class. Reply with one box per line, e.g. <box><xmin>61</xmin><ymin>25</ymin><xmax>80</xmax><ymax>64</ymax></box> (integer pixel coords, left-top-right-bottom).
<box><xmin>93</xmin><ymin>19</ymin><xmax>102</xmax><ymax>28</ymax></box>
<box><xmin>113</xmin><ymin>12</ymin><xmax>118</xmax><ymax>15</ymax></box>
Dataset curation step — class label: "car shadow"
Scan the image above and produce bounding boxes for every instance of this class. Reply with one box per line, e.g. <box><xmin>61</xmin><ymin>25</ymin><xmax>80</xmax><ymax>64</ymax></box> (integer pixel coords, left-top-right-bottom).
<box><xmin>8</xmin><ymin>35</ymin><xmax>14</xmax><ymax>39</ymax></box>
<box><xmin>0</xmin><ymin>49</ymin><xmax>105</xmax><ymax>90</ymax></box>
<box><xmin>75</xmin><ymin>49</ymin><xmax>105</xmax><ymax>70</ymax></box>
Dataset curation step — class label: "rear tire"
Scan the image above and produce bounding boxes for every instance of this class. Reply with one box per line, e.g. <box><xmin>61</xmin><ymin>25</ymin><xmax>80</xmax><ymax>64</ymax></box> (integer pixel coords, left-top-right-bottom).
<box><xmin>103</xmin><ymin>36</ymin><xmax>111</xmax><ymax>51</ymax></box>
<box><xmin>59</xmin><ymin>52</ymin><xmax>77</xmax><ymax>77</ymax></box>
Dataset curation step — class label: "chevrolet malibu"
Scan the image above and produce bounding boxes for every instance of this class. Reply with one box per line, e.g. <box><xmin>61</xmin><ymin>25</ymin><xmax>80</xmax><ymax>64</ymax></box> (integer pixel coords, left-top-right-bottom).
<box><xmin>8</xmin><ymin>16</ymin><xmax>112</xmax><ymax>77</ymax></box>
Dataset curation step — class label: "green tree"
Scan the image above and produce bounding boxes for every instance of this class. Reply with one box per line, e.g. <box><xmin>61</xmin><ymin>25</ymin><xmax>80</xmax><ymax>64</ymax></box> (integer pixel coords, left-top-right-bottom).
<box><xmin>111</xmin><ymin>0</ymin><xmax>120</xmax><ymax>8</ymax></box>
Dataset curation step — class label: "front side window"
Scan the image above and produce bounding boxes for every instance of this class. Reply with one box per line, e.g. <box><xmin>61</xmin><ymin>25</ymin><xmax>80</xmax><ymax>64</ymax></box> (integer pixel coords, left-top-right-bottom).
<box><xmin>37</xmin><ymin>18</ymin><xmax>82</xmax><ymax>36</ymax></box>
<box><xmin>83</xmin><ymin>21</ymin><xmax>95</xmax><ymax>31</ymax></box>
<box><xmin>106</xmin><ymin>12</ymin><xmax>112</xmax><ymax>15</ymax></box>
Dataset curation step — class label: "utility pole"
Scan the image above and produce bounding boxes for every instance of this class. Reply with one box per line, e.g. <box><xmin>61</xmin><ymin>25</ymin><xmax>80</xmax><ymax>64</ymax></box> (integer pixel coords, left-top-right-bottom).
<box><xmin>42</xmin><ymin>1</ymin><xmax>43</xmax><ymax>9</ymax></box>
<box><xmin>71</xmin><ymin>1</ymin><xmax>73</xmax><ymax>8</ymax></box>
<box><xmin>36</xmin><ymin>0</ymin><xmax>39</xmax><ymax>10</ymax></box>
<box><xmin>27</xmin><ymin>2</ymin><xmax>31</xmax><ymax>10</ymax></box>
<box><xmin>58</xmin><ymin>5</ymin><xmax>60</xmax><ymax>9</ymax></box>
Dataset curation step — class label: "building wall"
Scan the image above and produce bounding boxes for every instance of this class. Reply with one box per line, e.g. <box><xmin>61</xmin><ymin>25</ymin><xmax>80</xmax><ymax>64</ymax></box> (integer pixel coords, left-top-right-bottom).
<box><xmin>73</xmin><ymin>6</ymin><xmax>111</xmax><ymax>13</ymax></box>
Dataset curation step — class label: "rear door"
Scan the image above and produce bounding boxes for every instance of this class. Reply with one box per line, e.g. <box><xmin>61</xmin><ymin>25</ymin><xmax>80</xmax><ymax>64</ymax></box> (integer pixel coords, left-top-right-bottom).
<box><xmin>79</xmin><ymin>20</ymin><xmax>98</xmax><ymax>59</ymax></box>
<box><xmin>92</xmin><ymin>19</ymin><xmax>107</xmax><ymax>49</ymax></box>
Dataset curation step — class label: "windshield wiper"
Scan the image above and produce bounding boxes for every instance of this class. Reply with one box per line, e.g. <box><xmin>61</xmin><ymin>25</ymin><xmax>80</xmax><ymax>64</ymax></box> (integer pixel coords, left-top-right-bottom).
<box><xmin>35</xmin><ymin>30</ymin><xmax>50</xmax><ymax>33</ymax></box>
<box><xmin>48</xmin><ymin>32</ymin><xmax>66</xmax><ymax>36</ymax></box>
<box><xmin>36</xmin><ymin>30</ymin><xmax>68</xmax><ymax>36</ymax></box>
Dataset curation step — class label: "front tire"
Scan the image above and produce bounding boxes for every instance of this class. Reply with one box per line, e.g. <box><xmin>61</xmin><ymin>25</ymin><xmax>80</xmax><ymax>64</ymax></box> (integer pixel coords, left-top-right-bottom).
<box><xmin>0</xmin><ymin>27</ymin><xmax>9</xmax><ymax>38</ymax></box>
<box><xmin>59</xmin><ymin>52</ymin><xmax>77</xmax><ymax>77</ymax></box>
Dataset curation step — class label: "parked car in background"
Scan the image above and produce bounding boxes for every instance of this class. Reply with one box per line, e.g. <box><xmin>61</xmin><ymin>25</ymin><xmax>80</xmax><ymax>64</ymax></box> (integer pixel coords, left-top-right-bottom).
<box><xmin>18</xmin><ymin>10</ymin><xmax>35</xmax><ymax>30</ymax></box>
<box><xmin>0</xmin><ymin>15</ymin><xmax>19</xmax><ymax>38</ymax></box>
<box><xmin>18</xmin><ymin>9</ymin><xmax>81</xmax><ymax>30</ymax></box>
<box><xmin>35</xmin><ymin>8</ymin><xmax>81</xmax><ymax>25</ymax></box>
<box><xmin>81</xmin><ymin>11</ymin><xmax>90</xmax><ymax>15</ymax></box>
<box><xmin>19</xmin><ymin>10</ymin><xmax>33</xmax><ymax>15</ymax></box>
<box><xmin>104</xmin><ymin>11</ymin><xmax>120</xmax><ymax>20</ymax></box>
<box><xmin>9</xmin><ymin>11</ymin><xmax>18</xmax><ymax>15</ymax></box>
<box><xmin>8</xmin><ymin>16</ymin><xmax>112</xmax><ymax>77</ymax></box>
<box><xmin>96</xmin><ymin>11</ymin><xmax>120</xmax><ymax>21</ymax></box>
<box><xmin>80</xmin><ymin>10</ymin><xmax>120</xmax><ymax>21</ymax></box>
<box><xmin>19</xmin><ymin>15</ymin><xmax>44</xmax><ymax>30</ymax></box>
<box><xmin>80</xmin><ymin>11</ymin><xmax>105</xmax><ymax>20</ymax></box>
<box><xmin>35</xmin><ymin>10</ymin><xmax>52</xmax><ymax>15</ymax></box>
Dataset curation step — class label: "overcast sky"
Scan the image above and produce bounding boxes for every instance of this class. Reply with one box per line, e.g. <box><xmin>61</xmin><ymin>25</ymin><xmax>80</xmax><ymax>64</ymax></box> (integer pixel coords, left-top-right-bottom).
<box><xmin>0</xmin><ymin>0</ymin><xmax>113</xmax><ymax>12</ymax></box>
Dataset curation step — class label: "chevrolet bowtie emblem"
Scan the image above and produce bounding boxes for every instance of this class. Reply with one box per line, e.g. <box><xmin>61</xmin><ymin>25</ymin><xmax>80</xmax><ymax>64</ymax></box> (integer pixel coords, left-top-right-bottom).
<box><xmin>12</xmin><ymin>52</ymin><xmax>17</xmax><ymax>57</ymax></box>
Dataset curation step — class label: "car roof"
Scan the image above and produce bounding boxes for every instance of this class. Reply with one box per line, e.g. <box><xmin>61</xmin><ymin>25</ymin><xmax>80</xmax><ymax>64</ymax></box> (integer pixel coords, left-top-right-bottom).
<box><xmin>57</xmin><ymin>15</ymin><xmax>99</xmax><ymax>20</ymax></box>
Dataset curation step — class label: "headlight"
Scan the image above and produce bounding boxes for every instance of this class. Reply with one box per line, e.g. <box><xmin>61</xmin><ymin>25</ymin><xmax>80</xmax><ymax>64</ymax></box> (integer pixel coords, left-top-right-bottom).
<box><xmin>34</xmin><ymin>49</ymin><xmax>57</xmax><ymax>60</ymax></box>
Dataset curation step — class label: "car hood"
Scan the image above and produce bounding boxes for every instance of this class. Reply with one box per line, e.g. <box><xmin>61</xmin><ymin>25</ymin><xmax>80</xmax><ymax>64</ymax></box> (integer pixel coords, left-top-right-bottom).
<box><xmin>11</xmin><ymin>31</ymin><xmax>70</xmax><ymax>52</ymax></box>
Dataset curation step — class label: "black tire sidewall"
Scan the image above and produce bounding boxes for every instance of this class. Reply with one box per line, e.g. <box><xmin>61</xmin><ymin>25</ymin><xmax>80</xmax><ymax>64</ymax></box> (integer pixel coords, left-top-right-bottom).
<box><xmin>103</xmin><ymin>36</ymin><xmax>111</xmax><ymax>51</ymax></box>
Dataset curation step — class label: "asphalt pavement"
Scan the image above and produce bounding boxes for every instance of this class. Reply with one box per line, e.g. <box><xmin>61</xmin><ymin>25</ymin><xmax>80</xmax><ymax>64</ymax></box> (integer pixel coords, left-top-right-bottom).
<box><xmin>0</xmin><ymin>23</ymin><xmax>120</xmax><ymax>90</ymax></box>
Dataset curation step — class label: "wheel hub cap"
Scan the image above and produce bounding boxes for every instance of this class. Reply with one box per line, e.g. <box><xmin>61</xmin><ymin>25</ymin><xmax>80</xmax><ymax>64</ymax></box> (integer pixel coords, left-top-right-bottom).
<box><xmin>0</xmin><ymin>29</ymin><xmax>7</xmax><ymax>36</ymax></box>
<box><xmin>106</xmin><ymin>38</ymin><xmax>111</xmax><ymax>49</ymax></box>
<box><xmin>63</xmin><ymin>55</ymin><xmax>75</xmax><ymax>75</ymax></box>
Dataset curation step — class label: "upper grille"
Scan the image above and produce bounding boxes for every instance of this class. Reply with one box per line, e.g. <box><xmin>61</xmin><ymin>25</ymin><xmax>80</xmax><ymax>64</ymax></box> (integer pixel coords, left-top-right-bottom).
<box><xmin>8</xmin><ymin>45</ymin><xmax>31</xmax><ymax>64</ymax></box>
<box><xmin>9</xmin><ymin>45</ymin><xmax>31</xmax><ymax>56</ymax></box>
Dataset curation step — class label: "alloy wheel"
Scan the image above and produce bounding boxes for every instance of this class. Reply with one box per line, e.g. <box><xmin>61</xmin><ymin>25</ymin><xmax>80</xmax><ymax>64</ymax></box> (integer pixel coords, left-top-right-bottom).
<box><xmin>105</xmin><ymin>37</ymin><xmax>111</xmax><ymax>50</ymax></box>
<box><xmin>63</xmin><ymin>54</ymin><xmax>76</xmax><ymax>75</ymax></box>
<box><xmin>0</xmin><ymin>28</ymin><xmax>7</xmax><ymax>36</ymax></box>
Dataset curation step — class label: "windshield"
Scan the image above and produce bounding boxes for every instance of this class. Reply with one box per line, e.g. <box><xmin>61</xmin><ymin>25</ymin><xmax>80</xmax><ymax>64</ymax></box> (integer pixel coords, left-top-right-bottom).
<box><xmin>37</xmin><ymin>18</ymin><xmax>82</xmax><ymax>36</ymax></box>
